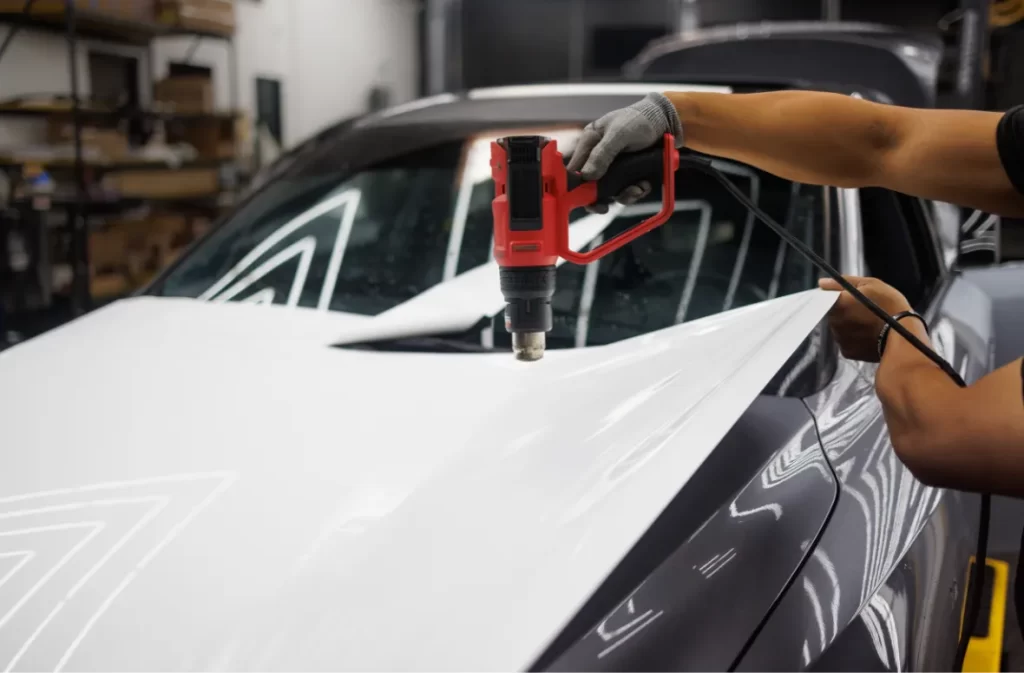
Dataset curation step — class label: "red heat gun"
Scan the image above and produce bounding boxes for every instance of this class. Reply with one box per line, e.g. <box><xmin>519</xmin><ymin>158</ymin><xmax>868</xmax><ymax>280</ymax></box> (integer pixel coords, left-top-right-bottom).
<box><xmin>490</xmin><ymin>133</ymin><xmax>680</xmax><ymax>360</ymax></box>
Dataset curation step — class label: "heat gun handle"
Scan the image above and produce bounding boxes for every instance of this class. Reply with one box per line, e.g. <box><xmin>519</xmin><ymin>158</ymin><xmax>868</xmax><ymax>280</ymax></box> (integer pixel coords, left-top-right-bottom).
<box><xmin>562</xmin><ymin>133</ymin><xmax>679</xmax><ymax>265</ymax></box>
<box><xmin>567</xmin><ymin>146</ymin><xmax>667</xmax><ymax>204</ymax></box>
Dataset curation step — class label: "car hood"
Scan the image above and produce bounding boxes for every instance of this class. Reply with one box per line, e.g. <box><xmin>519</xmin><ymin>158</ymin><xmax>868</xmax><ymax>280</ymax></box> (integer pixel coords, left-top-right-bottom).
<box><xmin>0</xmin><ymin>290</ymin><xmax>836</xmax><ymax>671</ymax></box>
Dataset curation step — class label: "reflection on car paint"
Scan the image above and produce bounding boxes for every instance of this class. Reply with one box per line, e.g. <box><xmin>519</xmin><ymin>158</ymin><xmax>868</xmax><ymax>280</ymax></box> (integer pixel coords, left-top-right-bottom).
<box><xmin>0</xmin><ymin>472</ymin><xmax>238</xmax><ymax>672</ymax></box>
<box><xmin>696</xmin><ymin>549</ymin><xmax>737</xmax><ymax>578</ymax></box>
<box><xmin>803</xmin><ymin>489</ymin><xmax>969</xmax><ymax>672</ymax></box>
<box><xmin>544</xmin><ymin>397</ymin><xmax>836</xmax><ymax>671</ymax></box>
<box><xmin>546</xmin><ymin>295</ymin><xmax>986</xmax><ymax>672</ymax></box>
<box><xmin>777</xmin><ymin>322</ymin><xmax>824</xmax><ymax>397</ymax></box>
<box><xmin>595</xmin><ymin>590</ymin><xmax>665</xmax><ymax>660</ymax></box>
<box><xmin>738</xmin><ymin>319</ymin><xmax>980</xmax><ymax>670</ymax></box>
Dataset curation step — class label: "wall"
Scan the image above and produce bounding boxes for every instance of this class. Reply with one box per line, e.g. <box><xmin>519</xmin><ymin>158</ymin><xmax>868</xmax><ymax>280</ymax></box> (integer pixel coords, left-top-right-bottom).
<box><xmin>0</xmin><ymin>29</ymin><xmax>113</xmax><ymax>147</ymax></box>
<box><xmin>152</xmin><ymin>0</ymin><xmax>292</xmax><ymax>133</ymax></box>
<box><xmin>455</xmin><ymin>0</ymin><xmax>827</xmax><ymax>89</ymax></box>
<box><xmin>154</xmin><ymin>0</ymin><xmax>421</xmax><ymax>147</ymax></box>
<box><xmin>287</xmin><ymin>0</ymin><xmax>419</xmax><ymax>142</ymax></box>
<box><xmin>437</xmin><ymin>0</ymin><xmax>955</xmax><ymax>92</ymax></box>
<box><xmin>0</xmin><ymin>0</ymin><xmax>421</xmax><ymax>149</ymax></box>
<box><xmin>462</xmin><ymin>0</ymin><xmax>574</xmax><ymax>87</ymax></box>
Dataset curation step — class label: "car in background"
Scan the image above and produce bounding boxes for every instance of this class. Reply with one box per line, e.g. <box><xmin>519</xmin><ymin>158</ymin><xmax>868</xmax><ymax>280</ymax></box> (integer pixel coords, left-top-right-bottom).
<box><xmin>0</xmin><ymin>79</ymin><xmax>1018</xmax><ymax>672</ymax></box>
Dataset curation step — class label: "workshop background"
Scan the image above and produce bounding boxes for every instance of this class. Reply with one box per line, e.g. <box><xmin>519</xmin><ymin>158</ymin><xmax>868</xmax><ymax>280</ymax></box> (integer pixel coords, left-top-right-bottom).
<box><xmin>2</xmin><ymin>0</ymin><xmax>1023</xmax><ymax>343</ymax></box>
<box><xmin>0</xmin><ymin>0</ymin><xmax>418</xmax><ymax>338</ymax></box>
<box><xmin>2</xmin><ymin>0</ymin><xmax>1024</xmax><ymax>667</ymax></box>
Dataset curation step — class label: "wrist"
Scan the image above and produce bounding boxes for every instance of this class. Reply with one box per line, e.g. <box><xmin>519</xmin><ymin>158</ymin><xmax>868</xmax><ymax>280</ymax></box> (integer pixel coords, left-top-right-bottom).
<box><xmin>877</xmin><ymin>310</ymin><xmax>928</xmax><ymax>361</ymax></box>
<box><xmin>646</xmin><ymin>92</ymin><xmax>684</xmax><ymax>147</ymax></box>
<box><xmin>662</xmin><ymin>91</ymin><xmax>697</xmax><ymax>146</ymax></box>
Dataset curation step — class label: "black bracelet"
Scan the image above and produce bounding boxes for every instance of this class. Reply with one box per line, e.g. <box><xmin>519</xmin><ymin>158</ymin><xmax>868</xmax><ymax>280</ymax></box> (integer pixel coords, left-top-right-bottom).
<box><xmin>877</xmin><ymin>310</ymin><xmax>929</xmax><ymax>359</ymax></box>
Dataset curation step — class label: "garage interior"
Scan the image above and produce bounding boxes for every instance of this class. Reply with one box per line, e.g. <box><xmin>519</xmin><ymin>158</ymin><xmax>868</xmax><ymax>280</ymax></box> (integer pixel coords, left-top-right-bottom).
<box><xmin>2</xmin><ymin>0</ymin><xmax>1024</xmax><ymax>671</ymax></box>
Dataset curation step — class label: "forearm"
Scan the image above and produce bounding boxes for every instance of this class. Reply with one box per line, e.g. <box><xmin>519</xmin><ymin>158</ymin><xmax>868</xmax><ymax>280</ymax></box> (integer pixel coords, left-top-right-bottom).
<box><xmin>874</xmin><ymin>322</ymin><xmax>973</xmax><ymax>488</ymax></box>
<box><xmin>664</xmin><ymin>90</ymin><xmax>893</xmax><ymax>187</ymax></box>
<box><xmin>663</xmin><ymin>90</ymin><xmax>1024</xmax><ymax>216</ymax></box>
<box><xmin>877</xmin><ymin>323</ymin><xmax>1024</xmax><ymax>496</ymax></box>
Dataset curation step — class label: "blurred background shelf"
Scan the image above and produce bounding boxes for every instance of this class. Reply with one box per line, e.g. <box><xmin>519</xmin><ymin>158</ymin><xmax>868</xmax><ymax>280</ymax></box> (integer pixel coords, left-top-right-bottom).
<box><xmin>0</xmin><ymin>157</ymin><xmax>233</xmax><ymax>170</ymax></box>
<box><xmin>0</xmin><ymin>102</ymin><xmax>241</xmax><ymax>122</ymax></box>
<box><xmin>10</xmin><ymin>192</ymin><xmax>233</xmax><ymax>213</ymax></box>
<box><xmin>0</xmin><ymin>0</ymin><xmax>244</xmax><ymax>324</ymax></box>
<box><xmin>0</xmin><ymin>8</ymin><xmax>163</xmax><ymax>44</ymax></box>
<box><xmin>0</xmin><ymin>0</ymin><xmax>235</xmax><ymax>44</ymax></box>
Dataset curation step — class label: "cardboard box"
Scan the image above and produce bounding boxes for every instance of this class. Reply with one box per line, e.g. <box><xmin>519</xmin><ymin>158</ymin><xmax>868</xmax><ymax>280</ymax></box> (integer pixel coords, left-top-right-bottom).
<box><xmin>47</xmin><ymin>120</ymin><xmax>129</xmax><ymax>161</ymax></box>
<box><xmin>164</xmin><ymin>246</ymin><xmax>187</xmax><ymax>267</ymax></box>
<box><xmin>95</xmin><ymin>0</ymin><xmax>156</xmax><ymax>22</ymax></box>
<box><xmin>141</xmin><ymin>213</ymin><xmax>190</xmax><ymax>266</ymax></box>
<box><xmin>0</xmin><ymin>0</ymin><xmax>64</xmax><ymax>12</ymax></box>
<box><xmin>88</xmin><ymin>227</ymin><xmax>125</xmax><ymax>273</ymax></box>
<box><xmin>154</xmin><ymin>76</ymin><xmax>214</xmax><ymax>115</ymax></box>
<box><xmin>191</xmin><ymin>216</ymin><xmax>212</xmax><ymax>239</ymax></box>
<box><xmin>89</xmin><ymin>213</ymin><xmax>192</xmax><ymax>295</ymax></box>
<box><xmin>88</xmin><ymin>225</ymin><xmax>132</xmax><ymax>298</ymax></box>
<box><xmin>158</xmin><ymin>0</ymin><xmax>234</xmax><ymax>36</ymax></box>
<box><xmin>105</xmin><ymin>214</ymin><xmax>188</xmax><ymax>249</ymax></box>
<box><xmin>0</xmin><ymin>0</ymin><xmax>155</xmax><ymax>23</ymax></box>
<box><xmin>180</xmin><ymin>118</ymin><xmax>235</xmax><ymax>159</ymax></box>
<box><xmin>90</xmin><ymin>273</ymin><xmax>130</xmax><ymax>298</ymax></box>
<box><xmin>104</xmin><ymin>167</ymin><xmax>220</xmax><ymax>199</ymax></box>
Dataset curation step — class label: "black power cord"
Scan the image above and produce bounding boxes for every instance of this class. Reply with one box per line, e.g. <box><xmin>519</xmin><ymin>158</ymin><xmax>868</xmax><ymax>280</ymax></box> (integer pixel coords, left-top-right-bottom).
<box><xmin>678</xmin><ymin>155</ymin><xmax>984</xmax><ymax>672</ymax></box>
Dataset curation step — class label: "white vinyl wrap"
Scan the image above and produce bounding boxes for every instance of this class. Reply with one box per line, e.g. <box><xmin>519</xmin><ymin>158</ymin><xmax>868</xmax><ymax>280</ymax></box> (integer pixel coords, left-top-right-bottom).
<box><xmin>0</xmin><ymin>289</ymin><xmax>837</xmax><ymax>671</ymax></box>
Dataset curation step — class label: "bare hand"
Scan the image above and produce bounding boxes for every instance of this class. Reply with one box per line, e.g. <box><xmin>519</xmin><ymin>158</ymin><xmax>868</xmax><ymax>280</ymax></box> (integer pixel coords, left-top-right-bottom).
<box><xmin>818</xmin><ymin>276</ymin><xmax>912</xmax><ymax>362</ymax></box>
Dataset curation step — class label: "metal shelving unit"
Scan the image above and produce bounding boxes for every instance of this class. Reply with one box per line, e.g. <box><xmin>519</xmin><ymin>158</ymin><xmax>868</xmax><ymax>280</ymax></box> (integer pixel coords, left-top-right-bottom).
<box><xmin>0</xmin><ymin>0</ymin><xmax>239</xmax><ymax>318</ymax></box>
<box><xmin>0</xmin><ymin>105</ymin><xmax>241</xmax><ymax>123</ymax></box>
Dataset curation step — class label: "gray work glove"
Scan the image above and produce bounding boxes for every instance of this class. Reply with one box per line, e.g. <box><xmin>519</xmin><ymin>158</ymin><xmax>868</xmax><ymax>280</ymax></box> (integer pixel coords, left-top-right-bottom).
<box><xmin>566</xmin><ymin>92</ymin><xmax>684</xmax><ymax>214</ymax></box>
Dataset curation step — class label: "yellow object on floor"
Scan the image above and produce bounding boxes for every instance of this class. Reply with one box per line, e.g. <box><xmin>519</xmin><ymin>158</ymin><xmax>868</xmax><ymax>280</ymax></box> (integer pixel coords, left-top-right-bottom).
<box><xmin>961</xmin><ymin>557</ymin><xmax>1010</xmax><ymax>672</ymax></box>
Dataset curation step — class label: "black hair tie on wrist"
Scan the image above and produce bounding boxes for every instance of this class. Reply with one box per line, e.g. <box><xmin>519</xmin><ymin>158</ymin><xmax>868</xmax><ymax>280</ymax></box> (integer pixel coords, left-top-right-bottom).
<box><xmin>877</xmin><ymin>310</ymin><xmax>929</xmax><ymax>359</ymax></box>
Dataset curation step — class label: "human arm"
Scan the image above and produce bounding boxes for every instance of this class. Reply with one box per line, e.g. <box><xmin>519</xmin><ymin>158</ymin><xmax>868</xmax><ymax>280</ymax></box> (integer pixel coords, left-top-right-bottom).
<box><xmin>665</xmin><ymin>90</ymin><xmax>1024</xmax><ymax>217</ymax></box>
<box><xmin>820</xmin><ymin>276</ymin><xmax>1024</xmax><ymax>496</ymax></box>
<box><xmin>876</xmin><ymin>322</ymin><xmax>1024</xmax><ymax>496</ymax></box>
<box><xmin>570</xmin><ymin>91</ymin><xmax>1024</xmax><ymax>217</ymax></box>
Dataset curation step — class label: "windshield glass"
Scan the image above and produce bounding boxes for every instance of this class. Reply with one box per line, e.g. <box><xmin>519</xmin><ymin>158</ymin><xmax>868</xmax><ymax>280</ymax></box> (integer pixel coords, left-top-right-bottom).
<box><xmin>154</xmin><ymin>126</ymin><xmax>830</xmax><ymax>348</ymax></box>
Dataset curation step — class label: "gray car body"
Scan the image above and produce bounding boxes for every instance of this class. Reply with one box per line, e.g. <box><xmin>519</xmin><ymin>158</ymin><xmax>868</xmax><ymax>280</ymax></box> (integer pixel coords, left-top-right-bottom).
<box><xmin>539</xmin><ymin>262</ymin><xmax>1019</xmax><ymax>672</ymax></box>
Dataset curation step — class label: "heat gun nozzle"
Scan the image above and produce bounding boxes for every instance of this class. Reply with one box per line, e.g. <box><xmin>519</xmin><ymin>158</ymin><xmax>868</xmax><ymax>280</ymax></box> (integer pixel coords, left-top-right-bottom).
<box><xmin>501</xmin><ymin>266</ymin><xmax>555</xmax><ymax>362</ymax></box>
<box><xmin>512</xmin><ymin>332</ymin><xmax>545</xmax><ymax>361</ymax></box>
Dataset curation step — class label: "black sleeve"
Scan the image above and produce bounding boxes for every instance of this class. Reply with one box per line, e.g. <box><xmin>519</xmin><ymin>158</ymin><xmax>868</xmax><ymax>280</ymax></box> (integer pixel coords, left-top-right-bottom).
<box><xmin>997</xmin><ymin>105</ymin><xmax>1024</xmax><ymax>196</ymax></box>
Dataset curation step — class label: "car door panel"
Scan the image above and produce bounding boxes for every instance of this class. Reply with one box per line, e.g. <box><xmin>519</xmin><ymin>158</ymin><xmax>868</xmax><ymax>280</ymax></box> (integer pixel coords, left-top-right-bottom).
<box><xmin>538</xmin><ymin>395</ymin><xmax>837</xmax><ymax>671</ymax></box>
<box><xmin>736</xmin><ymin>283</ymin><xmax>985</xmax><ymax>670</ymax></box>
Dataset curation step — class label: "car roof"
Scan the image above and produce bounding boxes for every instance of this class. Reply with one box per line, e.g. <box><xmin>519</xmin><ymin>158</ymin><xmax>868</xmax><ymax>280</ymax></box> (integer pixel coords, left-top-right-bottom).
<box><xmin>244</xmin><ymin>83</ymin><xmax>709</xmax><ymax>193</ymax></box>
<box><xmin>351</xmin><ymin>82</ymin><xmax>734</xmax><ymax>129</ymax></box>
<box><xmin>353</xmin><ymin>78</ymin><xmax>893</xmax><ymax>130</ymax></box>
<box><xmin>290</xmin><ymin>80</ymin><xmax>886</xmax><ymax>181</ymax></box>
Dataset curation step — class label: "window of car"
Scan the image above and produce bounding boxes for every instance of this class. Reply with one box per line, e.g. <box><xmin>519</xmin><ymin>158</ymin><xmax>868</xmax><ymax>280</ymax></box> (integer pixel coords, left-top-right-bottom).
<box><xmin>153</xmin><ymin>127</ymin><xmax>832</xmax><ymax>352</ymax></box>
<box><xmin>928</xmin><ymin>200</ymin><xmax>962</xmax><ymax>268</ymax></box>
<box><xmin>858</xmin><ymin>188</ymin><xmax>943</xmax><ymax>310</ymax></box>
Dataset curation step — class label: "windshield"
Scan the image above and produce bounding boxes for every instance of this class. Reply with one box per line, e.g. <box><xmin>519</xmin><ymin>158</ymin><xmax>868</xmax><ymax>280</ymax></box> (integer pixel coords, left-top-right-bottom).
<box><xmin>154</xmin><ymin>126</ymin><xmax>831</xmax><ymax>349</ymax></box>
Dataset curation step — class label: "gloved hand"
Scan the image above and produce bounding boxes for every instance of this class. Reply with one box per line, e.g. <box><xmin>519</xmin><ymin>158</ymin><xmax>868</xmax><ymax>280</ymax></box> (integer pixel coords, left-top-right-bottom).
<box><xmin>566</xmin><ymin>92</ymin><xmax>685</xmax><ymax>214</ymax></box>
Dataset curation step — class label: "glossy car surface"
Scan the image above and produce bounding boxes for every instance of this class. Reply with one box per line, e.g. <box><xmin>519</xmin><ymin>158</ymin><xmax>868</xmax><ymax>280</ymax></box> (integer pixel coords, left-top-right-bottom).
<box><xmin>0</xmin><ymin>81</ymin><xmax>1013</xmax><ymax>671</ymax></box>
